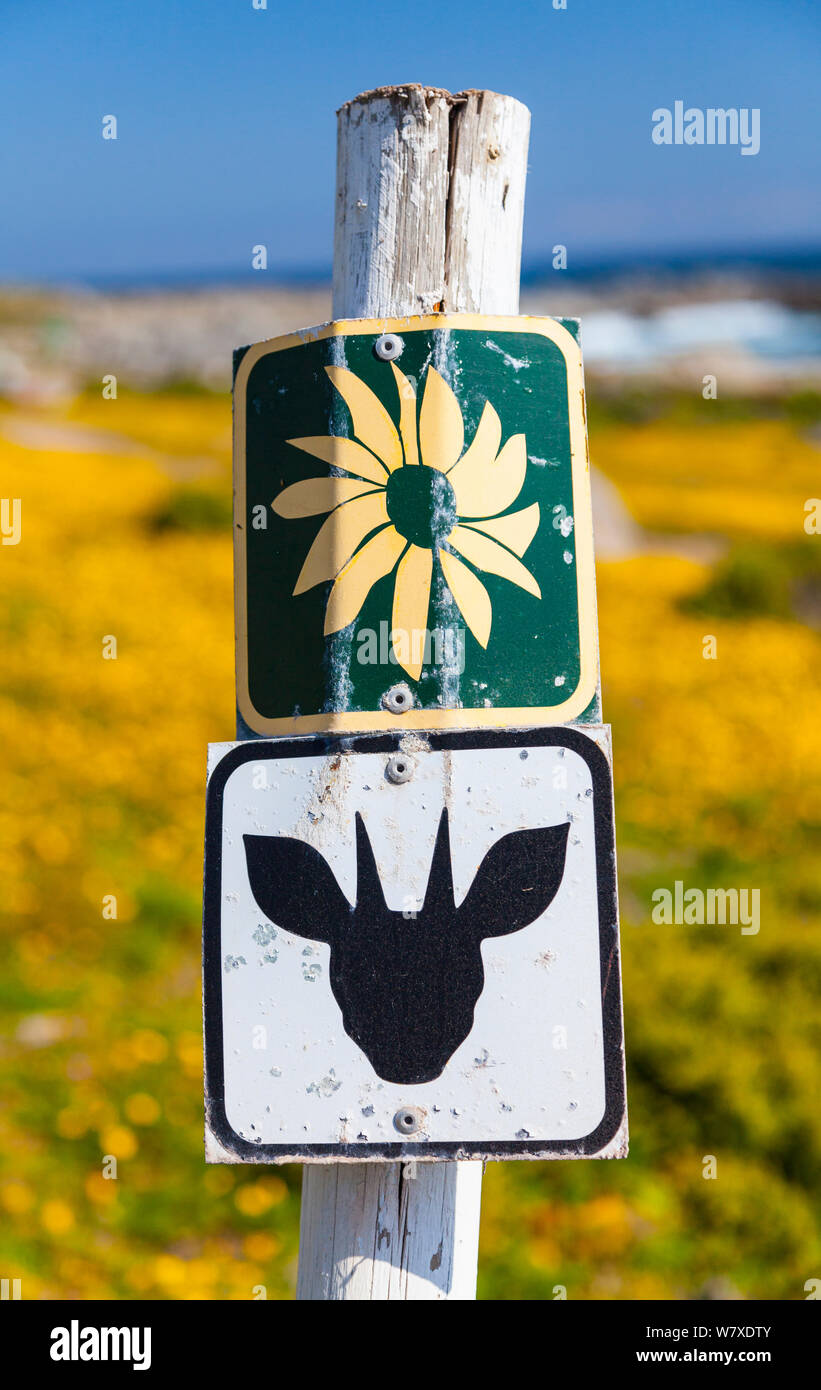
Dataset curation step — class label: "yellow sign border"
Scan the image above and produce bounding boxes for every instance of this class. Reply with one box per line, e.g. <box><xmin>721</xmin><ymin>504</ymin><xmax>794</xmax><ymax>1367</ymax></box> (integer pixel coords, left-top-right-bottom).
<box><xmin>234</xmin><ymin>314</ymin><xmax>598</xmax><ymax>735</ymax></box>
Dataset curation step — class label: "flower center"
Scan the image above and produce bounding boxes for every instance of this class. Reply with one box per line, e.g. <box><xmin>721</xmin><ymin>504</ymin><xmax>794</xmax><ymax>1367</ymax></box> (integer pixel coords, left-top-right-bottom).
<box><xmin>385</xmin><ymin>465</ymin><xmax>457</xmax><ymax>550</ymax></box>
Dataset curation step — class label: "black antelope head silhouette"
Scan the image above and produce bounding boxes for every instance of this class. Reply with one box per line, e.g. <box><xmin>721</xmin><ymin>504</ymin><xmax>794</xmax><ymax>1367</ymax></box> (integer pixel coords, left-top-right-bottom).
<box><xmin>243</xmin><ymin>810</ymin><xmax>569</xmax><ymax>1085</ymax></box>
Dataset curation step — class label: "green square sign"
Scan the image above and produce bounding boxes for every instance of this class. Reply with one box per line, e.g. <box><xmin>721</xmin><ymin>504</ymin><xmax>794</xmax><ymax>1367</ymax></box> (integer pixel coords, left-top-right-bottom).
<box><xmin>234</xmin><ymin>314</ymin><xmax>598</xmax><ymax>735</ymax></box>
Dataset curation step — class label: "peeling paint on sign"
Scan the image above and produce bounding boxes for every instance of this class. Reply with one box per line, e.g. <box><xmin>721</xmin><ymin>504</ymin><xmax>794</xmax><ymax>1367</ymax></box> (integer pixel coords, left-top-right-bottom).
<box><xmin>233</xmin><ymin>314</ymin><xmax>600</xmax><ymax>738</ymax></box>
<box><xmin>203</xmin><ymin>726</ymin><xmax>627</xmax><ymax>1163</ymax></box>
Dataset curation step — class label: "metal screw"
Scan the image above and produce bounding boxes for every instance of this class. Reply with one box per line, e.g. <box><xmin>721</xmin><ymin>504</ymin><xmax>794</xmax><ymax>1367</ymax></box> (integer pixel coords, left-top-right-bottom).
<box><xmin>386</xmin><ymin>754</ymin><xmax>414</xmax><ymax>785</ymax></box>
<box><xmin>393</xmin><ymin>1106</ymin><xmax>425</xmax><ymax>1136</ymax></box>
<box><xmin>374</xmin><ymin>333</ymin><xmax>404</xmax><ymax>361</ymax></box>
<box><xmin>382</xmin><ymin>682</ymin><xmax>414</xmax><ymax>714</ymax></box>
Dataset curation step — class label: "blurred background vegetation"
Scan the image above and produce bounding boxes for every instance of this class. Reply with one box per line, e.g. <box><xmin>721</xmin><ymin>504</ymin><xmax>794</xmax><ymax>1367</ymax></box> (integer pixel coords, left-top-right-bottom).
<box><xmin>0</xmin><ymin>275</ymin><xmax>819</xmax><ymax>1300</ymax></box>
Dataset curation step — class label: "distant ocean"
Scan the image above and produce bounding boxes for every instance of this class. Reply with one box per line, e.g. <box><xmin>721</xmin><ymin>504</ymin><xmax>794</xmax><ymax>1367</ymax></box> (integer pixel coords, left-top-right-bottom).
<box><xmin>521</xmin><ymin>245</ymin><xmax>821</xmax><ymax>286</ymax></box>
<box><xmin>52</xmin><ymin>244</ymin><xmax>821</xmax><ymax>294</ymax></box>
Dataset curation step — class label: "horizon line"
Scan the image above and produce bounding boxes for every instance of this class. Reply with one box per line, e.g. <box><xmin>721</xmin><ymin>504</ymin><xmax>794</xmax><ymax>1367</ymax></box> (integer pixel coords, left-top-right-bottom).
<box><xmin>3</xmin><ymin>242</ymin><xmax>821</xmax><ymax>294</ymax></box>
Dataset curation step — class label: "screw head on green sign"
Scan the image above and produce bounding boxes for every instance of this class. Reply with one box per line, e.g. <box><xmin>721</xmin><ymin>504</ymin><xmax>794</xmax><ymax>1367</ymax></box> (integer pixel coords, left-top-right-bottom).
<box><xmin>234</xmin><ymin>314</ymin><xmax>598</xmax><ymax>735</ymax></box>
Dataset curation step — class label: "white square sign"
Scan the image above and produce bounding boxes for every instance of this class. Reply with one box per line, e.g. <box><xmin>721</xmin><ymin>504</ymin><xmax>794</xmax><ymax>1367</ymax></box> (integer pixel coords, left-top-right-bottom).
<box><xmin>203</xmin><ymin>728</ymin><xmax>627</xmax><ymax>1161</ymax></box>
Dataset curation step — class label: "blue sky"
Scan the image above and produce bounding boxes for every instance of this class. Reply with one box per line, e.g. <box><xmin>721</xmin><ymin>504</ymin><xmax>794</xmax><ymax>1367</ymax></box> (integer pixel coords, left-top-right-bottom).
<box><xmin>0</xmin><ymin>0</ymin><xmax>818</xmax><ymax>280</ymax></box>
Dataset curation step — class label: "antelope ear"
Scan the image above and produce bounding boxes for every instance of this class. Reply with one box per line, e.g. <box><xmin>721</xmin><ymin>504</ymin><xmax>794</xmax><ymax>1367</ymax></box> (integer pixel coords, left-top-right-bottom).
<box><xmin>458</xmin><ymin>823</ymin><xmax>570</xmax><ymax>941</ymax></box>
<box><xmin>243</xmin><ymin>834</ymin><xmax>350</xmax><ymax>945</ymax></box>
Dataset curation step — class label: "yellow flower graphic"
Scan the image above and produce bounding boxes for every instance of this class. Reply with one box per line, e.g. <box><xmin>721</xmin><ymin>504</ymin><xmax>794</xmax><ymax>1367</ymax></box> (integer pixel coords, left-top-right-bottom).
<box><xmin>272</xmin><ymin>362</ymin><xmax>541</xmax><ymax>679</ymax></box>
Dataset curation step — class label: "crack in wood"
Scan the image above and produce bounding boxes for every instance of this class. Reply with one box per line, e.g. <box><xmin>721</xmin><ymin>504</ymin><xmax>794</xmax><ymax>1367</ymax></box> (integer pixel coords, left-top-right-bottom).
<box><xmin>333</xmin><ymin>85</ymin><xmax>530</xmax><ymax>319</ymax></box>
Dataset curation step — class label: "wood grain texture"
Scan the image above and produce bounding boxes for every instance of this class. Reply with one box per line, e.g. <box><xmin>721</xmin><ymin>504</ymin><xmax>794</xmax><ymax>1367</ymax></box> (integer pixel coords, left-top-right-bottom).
<box><xmin>444</xmin><ymin>90</ymin><xmax>530</xmax><ymax>314</ymax></box>
<box><xmin>297</xmin><ymin>1161</ymin><xmax>483</xmax><ymax>1300</ymax></box>
<box><xmin>301</xmin><ymin>83</ymin><xmax>531</xmax><ymax>1301</ymax></box>
<box><xmin>332</xmin><ymin>85</ymin><xmax>530</xmax><ymax>319</ymax></box>
<box><xmin>333</xmin><ymin>86</ymin><xmax>451</xmax><ymax>318</ymax></box>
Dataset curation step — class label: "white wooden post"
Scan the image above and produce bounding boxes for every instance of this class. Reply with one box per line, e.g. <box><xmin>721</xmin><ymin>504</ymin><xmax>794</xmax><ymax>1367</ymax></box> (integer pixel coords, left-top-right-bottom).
<box><xmin>296</xmin><ymin>84</ymin><xmax>531</xmax><ymax>1302</ymax></box>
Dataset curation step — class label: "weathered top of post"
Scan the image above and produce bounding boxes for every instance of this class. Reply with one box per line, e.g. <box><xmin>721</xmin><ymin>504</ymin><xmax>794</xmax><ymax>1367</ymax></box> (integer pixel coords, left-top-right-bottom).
<box><xmin>337</xmin><ymin>84</ymin><xmax>526</xmax><ymax>112</ymax></box>
<box><xmin>333</xmin><ymin>84</ymin><xmax>531</xmax><ymax>318</ymax></box>
<box><xmin>337</xmin><ymin>84</ymin><xmax>453</xmax><ymax>114</ymax></box>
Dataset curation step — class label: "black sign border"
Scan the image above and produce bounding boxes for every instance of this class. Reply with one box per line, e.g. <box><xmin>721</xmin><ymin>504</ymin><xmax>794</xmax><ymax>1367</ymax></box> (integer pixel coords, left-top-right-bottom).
<box><xmin>203</xmin><ymin>727</ymin><xmax>626</xmax><ymax>1162</ymax></box>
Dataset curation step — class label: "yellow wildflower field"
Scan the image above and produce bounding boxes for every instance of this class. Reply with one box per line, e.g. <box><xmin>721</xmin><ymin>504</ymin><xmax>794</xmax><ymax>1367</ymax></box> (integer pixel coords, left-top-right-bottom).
<box><xmin>0</xmin><ymin>386</ymin><xmax>818</xmax><ymax>1299</ymax></box>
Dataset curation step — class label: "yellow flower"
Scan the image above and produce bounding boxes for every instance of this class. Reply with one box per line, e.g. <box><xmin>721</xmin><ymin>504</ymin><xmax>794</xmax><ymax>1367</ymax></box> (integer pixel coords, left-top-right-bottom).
<box><xmin>125</xmin><ymin>1092</ymin><xmax>161</xmax><ymax>1125</ymax></box>
<box><xmin>85</xmin><ymin>1172</ymin><xmax>117</xmax><ymax>1206</ymax></box>
<box><xmin>234</xmin><ymin>1177</ymin><xmax>287</xmax><ymax>1216</ymax></box>
<box><xmin>101</xmin><ymin>1124</ymin><xmax>138</xmax><ymax>1159</ymax></box>
<box><xmin>243</xmin><ymin>1231</ymin><xmax>281</xmax><ymax>1261</ymax></box>
<box><xmin>129</xmin><ymin>1029</ymin><xmax>169</xmax><ymax>1064</ymax></box>
<box><xmin>1</xmin><ymin>1181</ymin><xmax>34</xmax><ymax>1215</ymax></box>
<box><xmin>41</xmin><ymin>1199</ymin><xmax>75</xmax><ymax>1235</ymax></box>
<box><xmin>56</xmin><ymin>1108</ymin><xmax>89</xmax><ymax>1140</ymax></box>
<box><xmin>273</xmin><ymin>364</ymin><xmax>541</xmax><ymax>679</ymax></box>
<box><xmin>152</xmin><ymin>1254</ymin><xmax>188</xmax><ymax>1289</ymax></box>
